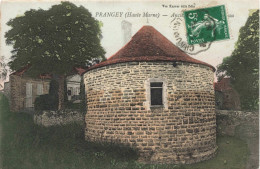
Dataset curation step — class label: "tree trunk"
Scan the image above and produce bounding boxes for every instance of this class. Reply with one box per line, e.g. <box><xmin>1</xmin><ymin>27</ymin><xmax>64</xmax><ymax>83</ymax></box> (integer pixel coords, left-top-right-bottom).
<box><xmin>58</xmin><ymin>75</ymin><xmax>65</xmax><ymax>110</ymax></box>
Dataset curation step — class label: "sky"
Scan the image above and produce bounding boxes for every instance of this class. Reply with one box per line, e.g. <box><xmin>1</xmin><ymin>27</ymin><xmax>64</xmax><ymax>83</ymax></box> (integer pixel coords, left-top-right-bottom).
<box><xmin>0</xmin><ymin>0</ymin><xmax>259</xmax><ymax>87</ymax></box>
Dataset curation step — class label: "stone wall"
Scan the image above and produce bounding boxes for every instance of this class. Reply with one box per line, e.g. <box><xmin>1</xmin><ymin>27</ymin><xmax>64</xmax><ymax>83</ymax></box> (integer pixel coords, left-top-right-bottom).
<box><xmin>10</xmin><ymin>74</ymin><xmax>50</xmax><ymax>112</ymax></box>
<box><xmin>10</xmin><ymin>75</ymin><xmax>22</xmax><ymax>112</ymax></box>
<box><xmin>84</xmin><ymin>61</ymin><xmax>216</xmax><ymax>164</ymax></box>
<box><xmin>216</xmin><ymin>110</ymin><xmax>259</xmax><ymax>169</ymax></box>
<box><xmin>216</xmin><ymin>110</ymin><xmax>258</xmax><ymax>136</ymax></box>
<box><xmin>34</xmin><ymin>109</ymin><xmax>84</xmax><ymax>127</ymax></box>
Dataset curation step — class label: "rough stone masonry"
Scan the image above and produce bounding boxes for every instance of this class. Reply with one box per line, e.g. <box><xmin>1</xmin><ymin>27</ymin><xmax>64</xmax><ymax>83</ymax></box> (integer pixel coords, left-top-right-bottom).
<box><xmin>84</xmin><ymin>26</ymin><xmax>217</xmax><ymax>164</ymax></box>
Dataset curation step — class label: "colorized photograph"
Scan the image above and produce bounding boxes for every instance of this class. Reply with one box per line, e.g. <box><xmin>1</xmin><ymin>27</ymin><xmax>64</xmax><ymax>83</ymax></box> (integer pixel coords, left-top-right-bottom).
<box><xmin>0</xmin><ymin>0</ymin><xmax>259</xmax><ymax>169</ymax></box>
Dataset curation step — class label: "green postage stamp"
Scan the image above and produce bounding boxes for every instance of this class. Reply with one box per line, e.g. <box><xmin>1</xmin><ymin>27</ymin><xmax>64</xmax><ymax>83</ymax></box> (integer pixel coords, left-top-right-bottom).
<box><xmin>184</xmin><ymin>5</ymin><xmax>230</xmax><ymax>45</ymax></box>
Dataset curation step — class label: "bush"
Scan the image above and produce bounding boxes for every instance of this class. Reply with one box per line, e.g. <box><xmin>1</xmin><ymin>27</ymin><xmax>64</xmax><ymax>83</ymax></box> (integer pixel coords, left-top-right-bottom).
<box><xmin>65</xmin><ymin>101</ymin><xmax>81</xmax><ymax>110</ymax></box>
<box><xmin>34</xmin><ymin>79</ymin><xmax>59</xmax><ymax>111</ymax></box>
<box><xmin>35</xmin><ymin>94</ymin><xmax>58</xmax><ymax>111</ymax></box>
<box><xmin>49</xmin><ymin>79</ymin><xmax>59</xmax><ymax>95</ymax></box>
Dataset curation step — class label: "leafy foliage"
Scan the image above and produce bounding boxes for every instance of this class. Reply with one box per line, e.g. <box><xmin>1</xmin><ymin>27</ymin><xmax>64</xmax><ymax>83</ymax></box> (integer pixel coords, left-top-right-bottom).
<box><xmin>34</xmin><ymin>94</ymin><xmax>58</xmax><ymax>111</ymax></box>
<box><xmin>217</xmin><ymin>10</ymin><xmax>259</xmax><ymax>110</ymax></box>
<box><xmin>0</xmin><ymin>56</ymin><xmax>8</xmax><ymax>79</ymax></box>
<box><xmin>0</xmin><ymin>56</ymin><xmax>9</xmax><ymax>88</ymax></box>
<box><xmin>5</xmin><ymin>1</ymin><xmax>105</xmax><ymax>77</ymax></box>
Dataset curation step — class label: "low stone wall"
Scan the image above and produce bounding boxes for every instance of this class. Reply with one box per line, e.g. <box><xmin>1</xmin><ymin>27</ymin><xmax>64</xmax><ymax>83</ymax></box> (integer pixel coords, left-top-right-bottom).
<box><xmin>216</xmin><ymin>110</ymin><xmax>258</xmax><ymax>136</ymax></box>
<box><xmin>34</xmin><ymin>110</ymin><xmax>84</xmax><ymax>127</ymax></box>
<box><xmin>216</xmin><ymin>109</ymin><xmax>259</xmax><ymax>169</ymax></box>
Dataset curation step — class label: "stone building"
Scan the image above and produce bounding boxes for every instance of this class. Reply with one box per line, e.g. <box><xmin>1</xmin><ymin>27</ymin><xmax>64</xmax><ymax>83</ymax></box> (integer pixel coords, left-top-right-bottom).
<box><xmin>10</xmin><ymin>65</ymin><xmax>85</xmax><ymax>112</ymax></box>
<box><xmin>214</xmin><ymin>77</ymin><xmax>241</xmax><ymax>110</ymax></box>
<box><xmin>10</xmin><ymin>65</ymin><xmax>51</xmax><ymax>112</ymax></box>
<box><xmin>84</xmin><ymin>26</ymin><xmax>217</xmax><ymax>164</ymax></box>
<box><xmin>66</xmin><ymin>74</ymin><xmax>81</xmax><ymax>101</ymax></box>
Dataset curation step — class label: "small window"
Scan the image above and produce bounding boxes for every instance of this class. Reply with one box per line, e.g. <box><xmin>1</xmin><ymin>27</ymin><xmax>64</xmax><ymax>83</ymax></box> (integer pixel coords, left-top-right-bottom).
<box><xmin>145</xmin><ymin>78</ymin><xmax>168</xmax><ymax>110</ymax></box>
<box><xmin>67</xmin><ymin>87</ymin><xmax>73</xmax><ymax>96</ymax></box>
<box><xmin>68</xmin><ymin>90</ymin><xmax>72</xmax><ymax>96</ymax></box>
<box><xmin>150</xmin><ymin>82</ymin><xmax>163</xmax><ymax>106</ymax></box>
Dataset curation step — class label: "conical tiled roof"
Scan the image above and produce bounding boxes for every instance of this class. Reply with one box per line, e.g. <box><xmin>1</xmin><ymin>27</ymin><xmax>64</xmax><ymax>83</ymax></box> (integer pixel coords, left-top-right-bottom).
<box><xmin>88</xmin><ymin>26</ymin><xmax>215</xmax><ymax>71</ymax></box>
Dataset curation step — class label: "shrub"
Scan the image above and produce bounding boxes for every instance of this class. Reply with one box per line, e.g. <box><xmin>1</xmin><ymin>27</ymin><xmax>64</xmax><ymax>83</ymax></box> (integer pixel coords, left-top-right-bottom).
<box><xmin>35</xmin><ymin>94</ymin><xmax>58</xmax><ymax>111</ymax></box>
<box><xmin>34</xmin><ymin>79</ymin><xmax>59</xmax><ymax>111</ymax></box>
<box><xmin>65</xmin><ymin>101</ymin><xmax>81</xmax><ymax>110</ymax></box>
<box><xmin>48</xmin><ymin>79</ymin><xmax>59</xmax><ymax>96</ymax></box>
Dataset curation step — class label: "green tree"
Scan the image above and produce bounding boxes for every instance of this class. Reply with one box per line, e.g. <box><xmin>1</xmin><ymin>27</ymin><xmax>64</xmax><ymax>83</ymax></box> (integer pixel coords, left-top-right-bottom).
<box><xmin>5</xmin><ymin>2</ymin><xmax>105</xmax><ymax>109</ymax></box>
<box><xmin>0</xmin><ymin>56</ymin><xmax>9</xmax><ymax>89</ymax></box>
<box><xmin>217</xmin><ymin>10</ymin><xmax>259</xmax><ymax>110</ymax></box>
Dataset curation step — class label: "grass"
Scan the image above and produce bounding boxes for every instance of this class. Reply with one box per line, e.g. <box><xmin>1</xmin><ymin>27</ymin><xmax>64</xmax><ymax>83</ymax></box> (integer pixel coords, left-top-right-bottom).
<box><xmin>0</xmin><ymin>94</ymin><xmax>249</xmax><ymax>169</ymax></box>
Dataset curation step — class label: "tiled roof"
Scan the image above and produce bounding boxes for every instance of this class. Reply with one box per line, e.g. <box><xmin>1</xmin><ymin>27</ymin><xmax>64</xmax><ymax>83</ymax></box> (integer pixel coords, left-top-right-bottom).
<box><xmin>11</xmin><ymin>64</ymin><xmax>86</xmax><ymax>78</ymax></box>
<box><xmin>11</xmin><ymin>64</ymin><xmax>52</xmax><ymax>79</ymax></box>
<box><xmin>87</xmin><ymin>25</ymin><xmax>215</xmax><ymax>71</ymax></box>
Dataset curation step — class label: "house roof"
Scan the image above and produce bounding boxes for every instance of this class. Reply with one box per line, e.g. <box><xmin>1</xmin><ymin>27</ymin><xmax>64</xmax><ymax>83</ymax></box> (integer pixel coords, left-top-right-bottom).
<box><xmin>11</xmin><ymin>64</ymin><xmax>86</xmax><ymax>78</ymax></box>
<box><xmin>214</xmin><ymin>77</ymin><xmax>233</xmax><ymax>92</ymax></box>
<box><xmin>10</xmin><ymin>64</ymin><xmax>52</xmax><ymax>79</ymax></box>
<box><xmin>87</xmin><ymin>25</ymin><xmax>215</xmax><ymax>72</ymax></box>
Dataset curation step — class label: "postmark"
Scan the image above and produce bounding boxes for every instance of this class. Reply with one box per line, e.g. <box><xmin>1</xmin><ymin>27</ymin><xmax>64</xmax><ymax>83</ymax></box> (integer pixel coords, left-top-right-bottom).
<box><xmin>170</xmin><ymin>16</ymin><xmax>212</xmax><ymax>55</ymax></box>
<box><xmin>184</xmin><ymin>5</ymin><xmax>230</xmax><ymax>45</ymax></box>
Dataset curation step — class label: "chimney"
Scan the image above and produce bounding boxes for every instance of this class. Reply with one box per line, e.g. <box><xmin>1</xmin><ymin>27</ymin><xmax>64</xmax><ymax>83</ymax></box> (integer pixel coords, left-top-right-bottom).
<box><xmin>121</xmin><ymin>20</ymin><xmax>132</xmax><ymax>45</ymax></box>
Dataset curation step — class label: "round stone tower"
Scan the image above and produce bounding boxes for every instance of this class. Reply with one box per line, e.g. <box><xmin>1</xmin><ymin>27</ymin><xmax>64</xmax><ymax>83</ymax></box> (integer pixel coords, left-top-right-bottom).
<box><xmin>84</xmin><ymin>26</ymin><xmax>217</xmax><ymax>164</ymax></box>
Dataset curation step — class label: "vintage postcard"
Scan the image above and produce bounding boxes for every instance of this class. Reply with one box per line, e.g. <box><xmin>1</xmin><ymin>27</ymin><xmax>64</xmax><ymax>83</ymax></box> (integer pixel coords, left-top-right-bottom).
<box><xmin>0</xmin><ymin>0</ymin><xmax>259</xmax><ymax>168</ymax></box>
